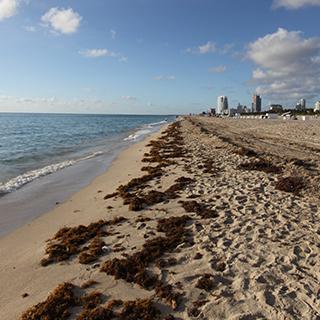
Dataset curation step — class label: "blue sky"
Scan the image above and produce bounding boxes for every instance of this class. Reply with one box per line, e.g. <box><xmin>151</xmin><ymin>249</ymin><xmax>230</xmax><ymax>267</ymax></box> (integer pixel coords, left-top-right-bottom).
<box><xmin>0</xmin><ymin>0</ymin><xmax>320</xmax><ymax>114</ymax></box>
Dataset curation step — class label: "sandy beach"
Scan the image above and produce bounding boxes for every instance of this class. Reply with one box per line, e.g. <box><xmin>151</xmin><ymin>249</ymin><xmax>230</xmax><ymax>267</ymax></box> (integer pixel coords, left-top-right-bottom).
<box><xmin>1</xmin><ymin>117</ymin><xmax>319</xmax><ymax>320</ymax></box>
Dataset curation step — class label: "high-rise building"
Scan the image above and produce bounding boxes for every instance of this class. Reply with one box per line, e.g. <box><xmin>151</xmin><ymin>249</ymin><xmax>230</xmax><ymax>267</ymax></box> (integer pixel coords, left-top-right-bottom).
<box><xmin>252</xmin><ymin>94</ymin><xmax>262</xmax><ymax>113</ymax></box>
<box><xmin>236</xmin><ymin>103</ymin><xmax>243</xmax><ymax>113</ymax></box>
<box><xmin>216</xmin><ymin>96</ymin><xmax>228</xmax><ymax>115</ymax></box>
<box><xmin>296</xmin><ymin>98</ymin><xmax>306</xmax><ymax>110</ymax></box>
<box><xmin>314</xmin><ymin>101</ymin><xmax>320</xmax><ymax>112</ymax></box>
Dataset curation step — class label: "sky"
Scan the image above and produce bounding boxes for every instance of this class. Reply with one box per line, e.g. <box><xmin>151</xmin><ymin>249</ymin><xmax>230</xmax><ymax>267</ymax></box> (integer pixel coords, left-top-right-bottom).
<box><xmin>0</xmin><ymin>0</ymin><xmax>320</xmax><ymax>114</ymax></box>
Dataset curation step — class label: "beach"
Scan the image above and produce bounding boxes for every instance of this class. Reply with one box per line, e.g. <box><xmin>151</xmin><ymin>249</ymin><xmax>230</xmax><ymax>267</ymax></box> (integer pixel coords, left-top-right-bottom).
<box><xmin>1</xmin><ymin>117</ymin><xmax>319</xmax><ymax>319</ymax></box>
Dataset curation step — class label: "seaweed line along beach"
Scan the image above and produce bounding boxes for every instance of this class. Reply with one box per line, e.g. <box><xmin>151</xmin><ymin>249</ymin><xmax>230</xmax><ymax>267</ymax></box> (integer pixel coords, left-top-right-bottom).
<box><xmin>0</xmin><ymin>117</ymin><xmax>320</xmax><ymax>319</ymax></box>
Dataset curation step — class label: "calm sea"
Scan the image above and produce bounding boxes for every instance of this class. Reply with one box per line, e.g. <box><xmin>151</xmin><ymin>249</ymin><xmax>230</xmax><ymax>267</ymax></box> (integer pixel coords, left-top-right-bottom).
<box><xmin>0</xmin><ymin>113</ymin><xmax>174</xmax><ymax>195</ymax></box>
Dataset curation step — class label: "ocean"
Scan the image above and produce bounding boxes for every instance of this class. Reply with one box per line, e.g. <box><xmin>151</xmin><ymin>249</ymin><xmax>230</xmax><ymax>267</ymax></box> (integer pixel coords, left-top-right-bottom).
<box><xmin>0</xmin><ymin>113</ymin><xmax>174</xmax><ymax>236</ymax></box>
<box><xmin>0</xmin><ymin>113</ymin><xmax>174</xmax><ymax>194</ymax></box>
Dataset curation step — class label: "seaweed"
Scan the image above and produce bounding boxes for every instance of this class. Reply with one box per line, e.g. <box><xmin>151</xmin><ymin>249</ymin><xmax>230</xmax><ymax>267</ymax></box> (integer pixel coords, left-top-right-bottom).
<box><xmin>291</xmin><ymin>159</ymin><xmax>315</xmax><ymax>170</ymax></box>
<box><xmin>80</xmin><ymin>280</ymin><xmax>99</xmax><ymax>289</ymax></box>
<box><xmin>202</xmin><ymin>159</ymin><xmax>218</xmax><ymax>175</ymax></box>
<box><xmin>101</xmin><ymin>216</ymin><xmax>191</xmax><ymax>294</ymax></box>
<box><xmin>195</xmin><ymin>274</ymin><xmax>215</xmax><ymax>292</ymax></box>
<box><xmin>21</xmin><ymin>285</ymin><xmax>167</xmax><ymax>320</ymax></box>
<box><xmin>181</xmin><ymin>201</ymin><xmax>219</xmax><ymax>219</ymax></box>
<box><xmin>21</xmin><ymin>283</ymin><xmax>76</xmax><ymax>320</ymax></box>
<box><xmin>234</xmin><ymin>147</ymin><xmax>258</xmax><ymax>158</ymax></box>
<box><xmin>41</xmin><ymin>220</ymin><xmax>107</xmax><ymax>266</ymax></box>
<box><xmin>164</xmin><ymin>177</ymin><xmax>195</xmax><ymax>198</ymax></box>
<box><xmin>80</xmin><ymin>291</ymin><xmax>104</xmax><ymax>310</ymax></box>
<box><xmin>76</xmin><ymin>307</ymin><xmax>114</xmax><ymax>320</ymax></box>
<box><xmin>78</xmin><ymin>237</ymin><xmax>106</xmax><ymax>264</ymax></box>
<box><xmin>120</xmin><ymin>299</ymin><xmax>161</xmax><ymax>320</ymax></box>
<box><xmin>136</xmin><ymin>217</ymin><xmax>152</xmax><ymax>223</ymax></box>
<box><xmin>114</xmin><ymin>121</ymin><xmax>188</xmax><ymax>211</ymax></box>
<box><xmin>275</xmin><ymin>176</ymin><xmax>304</xmax><ymax>193</ymax></box>
<box><xmin>156</xmin><ymin>258</ymin><xmax>178</xmax><ymax>268</ymax></box>
<box><xmin>41</xmin><ymin>217</ymin><xmax>127</xmax><ymax>266</ymax></box>
<box><xmin>155</xmin><ymin>284</ymin><xmax>181</xmax><ymax>310</ymax></box>
<box><xmin>199</xmin><ymin>126</ymin><xmax>209</xmax><ymax>134</ymax></box>
<box><xmin>237</xmin><ymin>159</ymin><xmax>282</xmax><ymax>174</ymax></box>
<box><xmin>104</xmin><ymin>192</ymin><xmax>118</xmax><ymax>200</ymax></box>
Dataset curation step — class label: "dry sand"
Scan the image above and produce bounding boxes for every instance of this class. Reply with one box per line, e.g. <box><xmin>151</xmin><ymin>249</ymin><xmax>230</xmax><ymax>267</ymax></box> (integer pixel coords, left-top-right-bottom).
<box><xmin>0</xmin><ymin>117</ymin><xmax>319</xmax><ymax>320</ymax></box>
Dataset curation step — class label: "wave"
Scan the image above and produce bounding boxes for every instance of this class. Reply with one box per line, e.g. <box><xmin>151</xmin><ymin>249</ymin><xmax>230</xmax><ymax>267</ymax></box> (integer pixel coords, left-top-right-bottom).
<box><xmin>147</xmin><ymin>119</ymin><xmax>168</xmax><ymax>127</ymax></box>
<box><xmin>124</xmin><ymin>129</ymin><xmax>152</xmax><ymax>141</ymax></box>
<box><xmin>0</xmin><ymin>151</ymin><xmax>103</xmax><ymax>195</ymax></box>
<box><xmin>124</xmin><ymin>119</ymin><xmax>167</xmax><ymax>141</ymax></box>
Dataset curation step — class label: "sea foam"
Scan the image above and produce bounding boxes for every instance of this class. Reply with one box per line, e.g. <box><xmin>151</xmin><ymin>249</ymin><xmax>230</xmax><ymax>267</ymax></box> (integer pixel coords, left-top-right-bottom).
<box><xmin>0</xmin><ymin>151</ymin><xmax>103</xmax><ymax>195</ymax></box>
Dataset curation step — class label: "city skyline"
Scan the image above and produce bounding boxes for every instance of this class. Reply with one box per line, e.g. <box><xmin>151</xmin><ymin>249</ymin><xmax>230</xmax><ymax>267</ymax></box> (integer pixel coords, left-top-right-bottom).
<box><xmin>0</xmin><ymin>0</ymin><xmax>320</xmax><ymax>114</ymax></box>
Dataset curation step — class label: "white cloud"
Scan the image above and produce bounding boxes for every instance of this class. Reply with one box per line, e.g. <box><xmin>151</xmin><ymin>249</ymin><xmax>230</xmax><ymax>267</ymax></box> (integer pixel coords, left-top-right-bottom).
<box><xmin>79</xmin><ymin>49</ymin><xmax>116</xmax><ymax>58</ymax></box>
<box><xmin>273</xmin><ymin>0</ymin><xmax>320</xmax><ymax>9</ymax></box>
<box><xmin>110</xmin><ymin>29</ymin><xmax>116</xmax><ymax>39</ymax></box>
<box><xmin>247</xmin><ymin>28</ymin><xmax>320</xmax><ymax>101</ymax></box>
<box><xmin>0</xmin><ymin>0</ymin><xmax>19</xmax><ymax>21</ymax></box>
<box><xmin>121</xmin><ymin>96</ymin><xmax>137</xmax><ymax>101</ymax></box>
<box><xmin>209</xmin><ymin>66</ymin><xmax>227</xmax><ymax>73</ymax></box>
<box><xmin>41</xmin><ymin>7</ymin><xmax>82</xmax><ymax>34</ymax></box>
<box><xmin>186</xmin><ymin>41</ymin><xmax>235</xmax><ymax>56</ymax></box>
<box><xmin>79</xmin><ymin>48</ymin><xmax>127</xmax><ymax>62</ymax></box>
<box><xmin>153</xmin><ymin>75</ymin><xmax>176</xmax><ymax>81</ymax></box>
<box><xmin>187</xmin><ymin>41</ymin><xmax>216</xmax><ymax>54</ymax></box>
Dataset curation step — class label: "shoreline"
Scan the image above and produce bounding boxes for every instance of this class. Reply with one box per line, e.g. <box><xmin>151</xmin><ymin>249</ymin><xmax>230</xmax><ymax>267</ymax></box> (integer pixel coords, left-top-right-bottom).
<box><xmin>0</xmin><ymin>122</ymin><xmax>168</xmax><ymax>238</ymax></box>
<box><xmin>0</xmin><ymin>123</ymin><xmax>169</xmax><ymax>319</ymax></box>
<box><xmin>1</xmin><ymin>117</ymin><xmax>320</xmax><ymax>319</ymax></box>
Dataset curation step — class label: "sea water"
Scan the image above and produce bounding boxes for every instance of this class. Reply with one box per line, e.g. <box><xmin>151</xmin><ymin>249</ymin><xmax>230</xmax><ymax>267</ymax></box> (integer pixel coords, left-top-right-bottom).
<box><xmin>0</xmin><ymin>113</ymin><xmax>174</xmax><ymax>236</ymax></box>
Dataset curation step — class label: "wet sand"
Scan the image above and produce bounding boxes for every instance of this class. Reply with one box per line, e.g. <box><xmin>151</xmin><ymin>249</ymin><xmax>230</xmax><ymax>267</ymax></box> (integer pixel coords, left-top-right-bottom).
<box><xmin>1</xmin><ymin>117</ymin><xmax>319</xmax><ymax>319</ymax></box>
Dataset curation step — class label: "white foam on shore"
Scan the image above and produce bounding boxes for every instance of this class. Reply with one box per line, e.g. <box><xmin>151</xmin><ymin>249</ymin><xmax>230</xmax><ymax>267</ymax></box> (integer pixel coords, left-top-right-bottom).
<box><xmin>124</xmin><ymin>119</ymin><xmax>167</xmax><ymax>141</ymax></box>
<box><xmin>147</xmin><ymin>120</ymin><xmax>167</xmax><ymax>127</ymax></box>
<box><xmin>0</xmin><ymin>151</ymin><xmax>103</xmax><ymax>195</ymax></box>
<box><xmin>124</xmin><ymin>129</ymin><xmax>152</xmax><ymax>141</ymax></box>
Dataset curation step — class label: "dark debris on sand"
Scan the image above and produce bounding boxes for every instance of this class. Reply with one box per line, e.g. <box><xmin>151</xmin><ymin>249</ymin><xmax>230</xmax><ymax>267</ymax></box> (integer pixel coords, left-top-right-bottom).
<box><xmin>41</xmin><ymin>217</ymin><xmax>127</xmax><ymax>266</ymax></box>
<box><xmin>181</xmin><ymin>200</ymin><xmax>219</xmax><ymax>219</ymax></box>
<box><xmin>21</xmin><ymin>281</ymin><xmax>174</xmax><ymax>320</ymax></box>
<box><xmin>275</xmin><ymin>176</ymin><xmax>305</xmax><ymax>193</ymax></box>
<box><xmin>237</xmin><ymin>159</ymin><xmax>282</xmax><ymax>174</ymax></box>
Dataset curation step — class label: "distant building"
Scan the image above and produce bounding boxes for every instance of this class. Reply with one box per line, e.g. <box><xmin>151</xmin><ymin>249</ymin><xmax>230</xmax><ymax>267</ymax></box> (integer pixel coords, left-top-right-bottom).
<box><xmin>296</xmin><ymin>98</ymin><xmax>306</xmax><ymax>110</ymax></box>
<box><xmin>242</xmin><ymin>105</ymin><xmax>249</xmax><ymax>113</ymax></box>
<box><xmin>208</xmin><ymin>108</ymin><xmax>216</xmax><ymax>116</ymax></box>
<box><xmin>252</xmin><ymin>94</ymin><xmax>262</xmax><ymax>113</ymax></box>
<box><xmin>229</xmin><ymin>108</ymin><xmax>237</xmax><ymax>116</ymax></box>
<box><xmin>314</xmin><ymin>101</ymin><xmax>320</xmax><ymax>112</ymax></box>
<box><xmin>236</xmin><ymin>103</ymin><xmax>244</xmax><ymax>113</ymax></box>
<box><xmin>269</xmin><ymin>104</ymin><xmax>283</xmax><ymax>112</ymax></box>
<box><xmin>216</xmin><ymin>96</ymin><xmax>229</xmax><ymax>115</ymax></box>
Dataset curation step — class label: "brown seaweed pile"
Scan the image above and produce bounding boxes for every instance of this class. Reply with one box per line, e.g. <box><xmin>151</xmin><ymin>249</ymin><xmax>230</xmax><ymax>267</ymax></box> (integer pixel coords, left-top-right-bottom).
<box><xmin>201</xmin><ymin>159</ymin><xmax>218</xmax><ymax>175</ymax></box>
<box><xmin>275</xmin><ymin>176</ymin><xmax>305</xmax><ymax>193</ymax></box>
<box><xmin>41</xmin><ymin>217</ymin><xmax>127</xmax><ymax>266</ymax></box>
<box><xmin>104</xmin><ymin>122</ymin><xmax>188</xmax><ymax>212</ymax></box>
<box><xmin>101</xmin><ymin>216</ymin><xmax>191</xmax><ymax>308</ymax></box>
<box><xmin>77</xmin><ymin>298</ymin><xmax>162</xmax><ymax>320</ymax></box>
<box><xmin>233</xmin><ymin>147</ymin><xmax>258</xmax><ymax>158</ymax></box>
<box><xmin>41</xmin><ymin>220</ymin><xmax>107</xmax><ymax>266</ymax></box>
<box><xmin>80</xmin><ymin>280</ymin><xmax>99</xmax><ymax>289</ymax></box>
<box><xmin>101</xmin><ymin>216</ymin><xmax>191</xmax><ymax>287</ymax></box>
<box><xmin>237</xmin><ymin>159</ymin><xmax>282</xmax><ymax>174</ymax></box>
<box><xmin>21</xmin><ymin>283</ymin><xmax>76</xmax><ymax>320</ymax></box>
<box><xmin>78</xmin><ymin>237</ymin><xmax>106</xmax><ymax>264</ymax></box>
<box><xmin>181</xmin><ymin>201</ymin><xmax>219</xmax><ymax>219</ymax></box>
<box><xmin>195</xmin><ymin>274</ymin><xmax>215</xmax><ymax>292</ymax></box>
<box><xmin>21</xmin><ymin>282</ymin><xmax>168</xmax><ymax>320</ymax></box>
